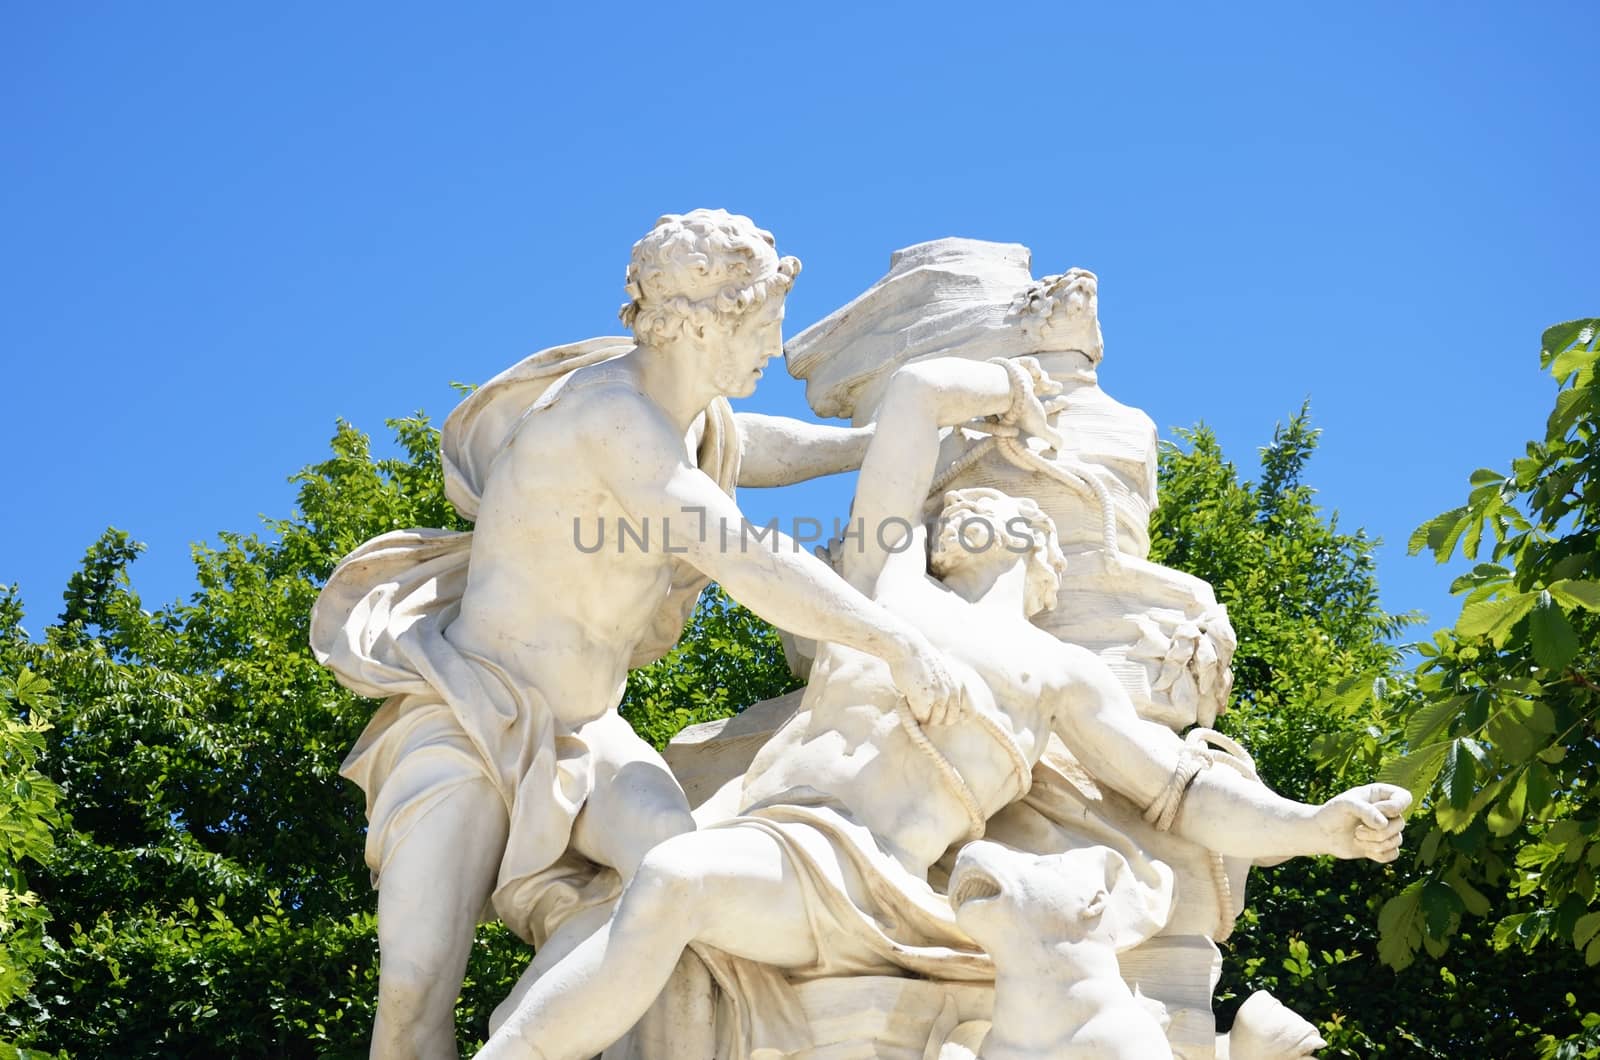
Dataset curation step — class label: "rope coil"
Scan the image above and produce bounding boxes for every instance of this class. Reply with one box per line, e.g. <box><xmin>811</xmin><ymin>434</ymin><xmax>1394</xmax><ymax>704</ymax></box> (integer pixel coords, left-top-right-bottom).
<box><xmin>925</xmin><ymin>431</ymin><xmax>1123</xmax><ymax>560</ymax></box>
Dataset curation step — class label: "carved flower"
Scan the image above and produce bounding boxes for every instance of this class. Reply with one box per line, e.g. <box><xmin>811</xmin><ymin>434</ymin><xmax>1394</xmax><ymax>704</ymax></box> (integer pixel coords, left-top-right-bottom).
<box><xmin>1128</xmin><ymin>605</ymin><xmax>1238</xmax><ymax>726</ymax></box>
<box><xmin>1009</xmin><ymin>268</ymin><xmax>1103</xmax><ymax>361</ymax></box>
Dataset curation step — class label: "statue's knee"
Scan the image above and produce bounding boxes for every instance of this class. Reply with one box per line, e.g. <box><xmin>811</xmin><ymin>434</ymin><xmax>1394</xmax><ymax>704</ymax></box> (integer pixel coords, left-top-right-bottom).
<box><xmin>617</xmin><ymin>841</ymin><xmax>702</xmax><ymax>933</ymax></box>
<box><xmin>613</xmin><ymin>804</ymin><xmax>695</xmax><ymax>881</ymax></box>
<box><xmin>376</xmin><ymin>917</ymin><xmax>472</xmax><ymax>1013</ymax></box>
<box><xmin>376</xmin><ymin>961</ymin><xmax>454</xmax><ymax>1020</ymax></box>
<box><xmin>644</xmin><ymin>803</ymin><xmax>695</xmax><ymax>847</ymax></box>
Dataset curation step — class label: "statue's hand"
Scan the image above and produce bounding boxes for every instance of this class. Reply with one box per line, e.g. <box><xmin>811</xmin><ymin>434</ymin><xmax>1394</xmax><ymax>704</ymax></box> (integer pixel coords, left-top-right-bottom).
<box><xmin>889</xmin><ymin>634</ymin><xmax>967</xmax><ymax>727</ymax></box>
<box><xmin>1313</xmin><ymin>783</ymin><xmax>1411</xmax><ymax>862</ymax></box>
<box><xmin>1010</xmin><ymin>356</ymin><xmax>1066</xmax><ymax>452</ymax></box>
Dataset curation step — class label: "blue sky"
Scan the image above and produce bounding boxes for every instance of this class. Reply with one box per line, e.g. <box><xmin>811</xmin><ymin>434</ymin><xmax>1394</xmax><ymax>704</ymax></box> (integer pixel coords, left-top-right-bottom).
<box><xmin>3</xmin><ymin>2</ymin><xmax>1596</xmax><ymax>635</ymax></box>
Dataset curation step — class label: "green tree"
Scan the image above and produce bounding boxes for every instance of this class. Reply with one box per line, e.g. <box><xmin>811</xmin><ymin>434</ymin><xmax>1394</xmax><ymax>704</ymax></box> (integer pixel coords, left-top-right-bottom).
<box><xmin>0</xmin><ymin>414</ymin><xmax>786</xmax><ymax>1057</ymax></box>
<box><xmin>1150</xmin><ymin>408</ymin><xmax>1429</xmax><ymax>1055</ymax></box>
<box><xmin>1150</xmin><ymin>405</ymin><xmax>1414</xmax><ymax>795</ymax></box>
<box><xmin>0</xmin><ymin>632</ymin><xmax>65</xmax><ymax>1053</ymax></box>
<box><xmin>1351</xmin><ymin>319</ymin><xmax>1600</xmax><ymax>1056</ymax></box>
<box><xmin>1154</xmin><ymin>391</ymin><xmax>1600</xmax><ymax>1056</ymax></box>
<box><xmin>13</xmin><ymin>369</ymin><xmax>1594</xmax><ymax>1055</ymax></box>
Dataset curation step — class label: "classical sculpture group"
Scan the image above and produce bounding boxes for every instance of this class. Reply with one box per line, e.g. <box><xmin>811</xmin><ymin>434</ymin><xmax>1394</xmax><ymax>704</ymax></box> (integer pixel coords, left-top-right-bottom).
<box><xmin>313</xmin><ymin>210</ymin><xmax>1409</xmax><ymax>1059</ymax></box>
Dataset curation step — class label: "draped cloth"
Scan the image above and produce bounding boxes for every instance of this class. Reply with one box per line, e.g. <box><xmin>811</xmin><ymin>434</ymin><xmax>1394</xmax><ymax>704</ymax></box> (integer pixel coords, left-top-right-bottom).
<box><xmin>687</xmin><ymin>801</ymin><xmax>991</xmax><ymax>1060</ymax></box>
<box><xmin>309</xmin><ymin>337</ymin><xmax>742</xmax><ymax>943</ymax></box>
<box><xmin>689</xmin><ymin>753</ymin><xmax>1176</xmax><ymax>1059</ymax></box>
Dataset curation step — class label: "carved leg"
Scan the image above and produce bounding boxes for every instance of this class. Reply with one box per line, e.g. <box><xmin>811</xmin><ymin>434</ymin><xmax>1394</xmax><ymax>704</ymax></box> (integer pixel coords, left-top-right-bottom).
<box><xmin>487</xmin><ymin>901</ymin><xmax>616</xmax><ymax>1035</ymax></box>
<box><xmin>478</xmin><ymin>826</ymin><xmax>819</xmax><ymax>1060</ymax></box>
<box><xmin>490</xmin><ymin>716</ymin><xmax>697</xmax><ymax>1042</ymax></box>
<box><xmin>1219</xmin><ymin>991</ymin><xmax>1326</xmax><ymax>1059</ymax></box>
<box><xmin>606</xmin><ymin>949</ymin><xmax>717</xmax><ymax>1060</ymax></box>
<box><xmin>372</xmin><ymin>776</ymin><xmax>508</xmax><ymax>1060</ymax></box>
<box><xmin>569</xmin><ymin>712</ymin><xmax>697</xmax><ymax>881</ymax></box>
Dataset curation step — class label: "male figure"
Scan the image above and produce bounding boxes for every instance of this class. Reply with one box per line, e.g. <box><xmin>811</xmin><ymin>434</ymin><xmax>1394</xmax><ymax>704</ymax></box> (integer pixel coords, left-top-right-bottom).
<box><xmin>312</xmin><ymin>210</ymin><xmax>962</xmax><ymax>1058</ymax></box>
<box><xmin>478</xmin><ymin>354</ymin><xmax>1410</xmax><ymax>1060</ymax></box>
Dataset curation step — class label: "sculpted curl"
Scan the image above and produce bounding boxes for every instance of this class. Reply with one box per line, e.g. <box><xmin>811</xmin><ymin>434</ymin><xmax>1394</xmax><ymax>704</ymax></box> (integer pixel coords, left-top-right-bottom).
<box><xmin>619</xmin><ymin>209</ymin><xmax>801</xmax><ymax>345</ymax></box>
<box><xmin>929</xmin><ymin>487</ymin><xmax>1068</xmax><ymax>617</ymax></box>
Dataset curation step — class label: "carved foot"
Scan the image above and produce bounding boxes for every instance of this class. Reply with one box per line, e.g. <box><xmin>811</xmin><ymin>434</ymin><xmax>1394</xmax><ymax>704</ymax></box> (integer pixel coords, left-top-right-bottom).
<box><xmin>1220</xmin><ymin>990</ymin><xmax>1326</xmax><ymax>1059</ymax></box>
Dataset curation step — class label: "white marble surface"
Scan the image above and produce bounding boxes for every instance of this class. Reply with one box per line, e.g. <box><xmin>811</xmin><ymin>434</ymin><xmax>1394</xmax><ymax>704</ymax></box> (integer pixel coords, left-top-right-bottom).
<box><xmin>313</xmin><ymin>212</ymin><xmax>973</xmax><ymax>1058</ymax></box>
<box><xmin>315</xmin><ymin>220</ymin><xmax>1409</xmax><ymax>1060</ymax></box>
<box><xmin>479</xmin><ymin>348</ymin><xmax>1407</xmax><ymax>1059</ymax></box>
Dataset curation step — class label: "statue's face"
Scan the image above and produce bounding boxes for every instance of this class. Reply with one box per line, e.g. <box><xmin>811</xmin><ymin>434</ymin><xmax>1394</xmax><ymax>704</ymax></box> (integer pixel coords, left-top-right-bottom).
<box><xmin>710</xmin><ymin>296</ymin><xmax>785</xmax><ymax>398</ymax></box>
<box><xmin>932</xmin><ymin>496</ymin><xmax>1060</xmax><ymax>617</ymax></box>
<box><xmin>949</xmin><ymin>841</ymin><xmax>1112</xmax><ymax>950</ymax></box>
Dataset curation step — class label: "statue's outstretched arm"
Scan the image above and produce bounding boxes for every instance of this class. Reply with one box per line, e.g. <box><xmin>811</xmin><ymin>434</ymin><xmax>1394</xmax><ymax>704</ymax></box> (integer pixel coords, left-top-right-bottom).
<box><xmin>572</xmin><ymin>384</ymin><xmax>962</xmax><ymax>725</ymax></box>
<box><xmin>733</xmin><ymin>412</ymin><xmax>873</xmax><ymax>487</ymax></box>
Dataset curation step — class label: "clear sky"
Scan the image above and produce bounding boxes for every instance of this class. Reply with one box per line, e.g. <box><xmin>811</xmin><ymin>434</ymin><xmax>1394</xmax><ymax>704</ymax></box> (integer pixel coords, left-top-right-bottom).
<box><xmin>3</xmin><ymin>2</ymin><xmax>1596</xmax><ymax>635</ymax></box>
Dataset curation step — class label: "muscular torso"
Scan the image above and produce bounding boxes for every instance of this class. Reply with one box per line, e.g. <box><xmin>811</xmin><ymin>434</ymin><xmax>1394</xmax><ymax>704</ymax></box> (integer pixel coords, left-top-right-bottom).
<box><xmin>741</xmin><ymin>577</ymin><xmax>1067</xmax><ymax>874</ymax></box>
<box><xmin>445</xmin><ymin>360</ymin><xmax>709</xmax><ymax>728</ymax></box>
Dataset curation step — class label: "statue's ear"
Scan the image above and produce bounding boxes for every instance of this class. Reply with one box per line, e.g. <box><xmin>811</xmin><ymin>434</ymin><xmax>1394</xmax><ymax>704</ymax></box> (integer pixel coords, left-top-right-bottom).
<box><xmin>1081</xmin><ymin>888</ymin><xmax>1108</xmax><ymax>925</ymax></box>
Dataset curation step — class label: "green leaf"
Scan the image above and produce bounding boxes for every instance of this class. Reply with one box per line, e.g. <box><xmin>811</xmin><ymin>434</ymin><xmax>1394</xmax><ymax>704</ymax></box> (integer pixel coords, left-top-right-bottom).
<box><xmin>1576</xmin><ymin>911</ymin><xmax>1600</xmax><ymax>950</ymax></box>
<box><xmin>1378</xmin><ymin>881</ymin><xmax>1425</xmax><ymax>970</ymax></box>
<box><xmin>1468</xmin><ymin>467</ymin><xmax>1506</xmax><ymax>488</ymax></box>
<box><xmin>1548</xmin><ymin>820</ymin><xmax>1583</xmax><ymax>847</ymax></box>
<box><xmin>1549</xmin><ymin>579</ymin><xmax>1600</xmax><ymax>612</ymax></box>
<box><xmin>1486</xmin><ymin>705</ymin><xmax>1537</xmax><ymax>764</ymax></box>
<box><xmin>1550</xmin><ymin>341</ymin><xmax>1596</xmax><ymax>383</ymax></box>
<box><xmin>1540</xmin><ymin>318</ymin><xmax>1599</xmax><ymax>370</ymax></box>
<box><xmin>1529</xmin><ymin>591</ymin><xmax>1579</xmax><ymax>671</ymax></box>
<box><xmin>1546</xmin><ymin>385</ymin><xmax>1592</xmax><ymax>441</ymax></box>
<box><xmin>1461</xmin><ymin>509</ymin><xmax>1486</xmax><ymax>561</ymax></box>
<box><xmin>1450</xmin><ymin>563</ymin><xmax>1513</xmax><ymax>595</ymax></box>
<box><xmin>1377</xmin><ymin>741</ymin><xmax>1452</xmax><ymax>807</ymax></box>
<box><xmin>1487</xmin><ymin>772</ymin><xmax>1528</xmax><ymax>837</ymax></box>
<box><xmin>1494</xmin><ymin>913</ymin><xmax>1529</xmax><ymax>951</ymax></box>
<box><xmin>1422</xmin><ymin>879</ymin><xmax>1464</xmax><ymax>940</ymax></box>
<box><xmin>1446</xmin><ymin>869</ymin><xmax>1493</xmax><ymax>917</ymax></box>
<box><xmin>1520</xmin><ymin>696</ymin><xmax>1556</xmax><ymax>737</ymax></box>
<box><xmin>1411</xmin><ymin>506</ymin><xmax>1470</xmax><ymax>560</ymax></box>
<box><xmin>1457</xmin><ymin>591</ymin><xmax>1537</xmax><ymax>644</ymax></box>
<box><xmin>1526</xmin><ymin>762</ymin><xmax>1554</xmax><ymax>813</ymax></box>
<box><xmin>1442</xmin><ymin>740</ymin><xmax>1476</xmax><ymax>811</ymax></box>
<box><xmin>1431</xmin><ymin>507</ymin><xmax>1472</xmax><ymax>563</ymax></box>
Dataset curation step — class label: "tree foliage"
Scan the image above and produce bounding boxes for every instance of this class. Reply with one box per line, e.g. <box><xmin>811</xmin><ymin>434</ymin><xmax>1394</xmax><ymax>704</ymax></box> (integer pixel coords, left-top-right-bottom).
<box><xmin>622</xmin><ymin>594</ymin><xmax>800</xmax><ymax>751</ymax></box>
<box><xmin>7</xmin><ymin>336</ymin><xmax>1598</xmax><ymax>1054</ymax></box>
<box><xmin>1153</xmin><ymin>386</ymin><xmax>1600</xmax><ymax>1056</ymax></box>
<box><xmin>1150</xmin><ymin>405</ymin><xmax>1414</xmax><ymax>797</ymax></box>
<box><xmin>0</xmin><ymin>650</ymin><xmax>64</xmax><ymax>1044</ymax></box>
<box><xmin>1321</xmin><ymin>319</ymin><xmax>1600</xmax><ymax>1057</ymax></box>
<box><xmin>0</xmin><ymin>415</ymin><xmax>784</xmax><ymax>1056</ymax></box>
<box><xmin>1149</xmin><ymin>408</ymin><xmax>1429</xmax><ymax>1055</ymax></box>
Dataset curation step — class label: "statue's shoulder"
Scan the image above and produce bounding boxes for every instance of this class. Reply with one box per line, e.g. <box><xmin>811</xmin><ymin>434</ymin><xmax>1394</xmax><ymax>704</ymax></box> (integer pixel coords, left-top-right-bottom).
<box><xmin>542</xmin><ymin>355</ymin><xmax>645</xmax><ymax>412</ymax></box>
<box><xmin>441</xmin><ymin>337</ymin><xmax>635</xmax><ymax>519</ymax></box>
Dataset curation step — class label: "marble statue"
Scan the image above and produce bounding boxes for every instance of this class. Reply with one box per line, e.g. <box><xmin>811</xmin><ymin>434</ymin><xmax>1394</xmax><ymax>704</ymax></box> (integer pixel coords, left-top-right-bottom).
<box><xmin>310</xmin><ymin>210</ymin><xmax>971</xmax><ymax>1058</ymax></box>
<box><xmin>476</xmin><ymin>352</ymin><xmax>1408</xmax><ymax>1060</ymax></box>
<box><xmin>314</xmin><ymin>217</ymin><xmax>1411</xmax><ymax>1060</ymax></box>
